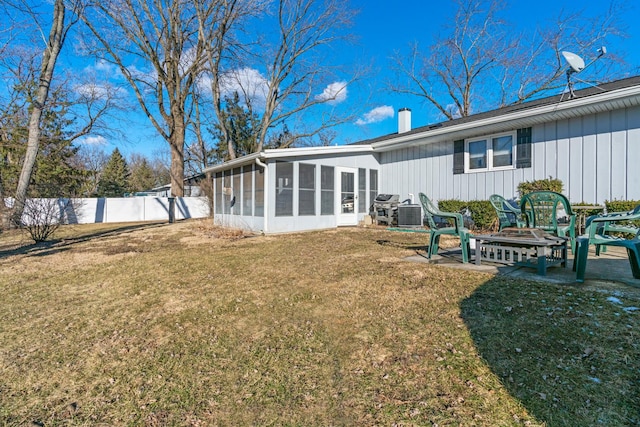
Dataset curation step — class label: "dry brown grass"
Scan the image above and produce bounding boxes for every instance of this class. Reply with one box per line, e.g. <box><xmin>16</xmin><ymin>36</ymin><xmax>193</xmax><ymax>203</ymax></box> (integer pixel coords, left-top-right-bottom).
<box><xmin>0</xmin><ymin>220</ymin><xmax>638</xmax><ymax>426</ymax></box>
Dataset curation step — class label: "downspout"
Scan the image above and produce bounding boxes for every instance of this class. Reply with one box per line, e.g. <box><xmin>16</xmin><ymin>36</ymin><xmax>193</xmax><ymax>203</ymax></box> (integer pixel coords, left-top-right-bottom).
<box><xmin>255</xmin><ymin>157</ymin><xmax>268</xmax><ymax>234</ymax></box>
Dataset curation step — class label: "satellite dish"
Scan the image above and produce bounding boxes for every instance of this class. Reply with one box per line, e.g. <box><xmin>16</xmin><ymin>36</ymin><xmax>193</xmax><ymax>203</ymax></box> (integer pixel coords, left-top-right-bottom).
<box><xmin>562</xmin><ymin>51</ymin><xmax>585</xmax><ymax>73</ymax></box>
<box><xmin>560</xmin><ymin>47</ymin><xmax>607</xmax><ymax>99</ymax></box>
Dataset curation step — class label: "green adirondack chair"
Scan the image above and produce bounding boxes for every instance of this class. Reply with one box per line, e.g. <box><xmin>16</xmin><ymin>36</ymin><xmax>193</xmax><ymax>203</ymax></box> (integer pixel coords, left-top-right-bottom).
<box><xmin>520</xmin><ymin>191</ymin><xmax>576</xmax><ymax>253</ymax></box>
<box><xmin>419</xmin><ymin>193</ymin><xmax>471</xmax><ymax>263</ymax></box>
<box><xmin>489</xmin><ymin>194</ymin><xmax>525</xmax><ymax>231</ymax></box>
<box><xmin>573</xmin><ymin>209</ymin><xmax>640</xmax><ymax>283</ymax></box>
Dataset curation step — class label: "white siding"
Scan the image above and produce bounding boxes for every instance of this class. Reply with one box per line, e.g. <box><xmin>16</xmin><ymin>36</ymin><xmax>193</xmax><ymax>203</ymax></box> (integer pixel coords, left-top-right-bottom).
<box><xmin>568</xmin><ymin>117</ymin><xmax>583</xmax><ymax>202</ymax></box>
<box><xmin>627</xmin><ymin>105</ymin><xmax>640</xmax><ymax>201</ymax></box>
<box><xmin>380</xmin><ymin>105</ymin><xmax>640</xmax><ymax>205</ymax></box>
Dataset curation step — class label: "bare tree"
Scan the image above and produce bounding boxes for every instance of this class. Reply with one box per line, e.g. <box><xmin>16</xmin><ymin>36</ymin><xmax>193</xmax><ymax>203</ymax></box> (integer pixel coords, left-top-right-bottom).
<box><xmin>389</xmin><ymin>0</ymin><xmax>628</xmax><ymax>119</ymax></box>
<box><xmin>194</xmin><ymin>0</ymin><xmax>258</xmax><ymax>161</ymax></box>
<box><xmin>80</xmin><ymin>0</ymin><xmax>220</xmax><ymax>197</ymax></box>
<box><xmin>74</xmin><ymin>144</ymin><xmax>108</xmax><ymax>196</ymax></box>
<box><xmin>201</xmin><ymin>0</ymin><xmax>361</xmax><ymax>159</ymax></box>
<box><xmin>5</xmin><ymin>0</ymin><xmax>82</xmax><ymax>226</ymax></box>
<box><xmin>505</xmin><ymin>4</ymin><xmax>627</xmax><ymax>104</ymax></box>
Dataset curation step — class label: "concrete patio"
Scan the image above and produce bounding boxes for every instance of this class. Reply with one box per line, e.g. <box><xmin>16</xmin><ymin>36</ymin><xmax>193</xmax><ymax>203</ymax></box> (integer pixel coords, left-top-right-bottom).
<box><xmin>406</xmin><ymin>245</ymin><xmax>640</xmax><ymax>289</ymax></box>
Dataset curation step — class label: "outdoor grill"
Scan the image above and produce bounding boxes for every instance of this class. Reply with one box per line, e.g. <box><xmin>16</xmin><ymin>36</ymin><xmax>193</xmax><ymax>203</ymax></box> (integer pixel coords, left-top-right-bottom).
<box><xmin>371</xmin><ymin>194</ymin><xmax>400</xmax><ymax>225</ymax></box>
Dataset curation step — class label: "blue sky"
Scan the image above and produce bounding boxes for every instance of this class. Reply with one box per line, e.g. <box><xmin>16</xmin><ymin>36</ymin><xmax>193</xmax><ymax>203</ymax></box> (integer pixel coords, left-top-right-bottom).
<box><xmin>342</xmin><ymin>0</ymin><xmax>640</xmax><ymax>141</ymax></box>
<box><xmin>55</xmin><ymin>0</ymin><xmax>640</xmax><ymax>159</ymax></box>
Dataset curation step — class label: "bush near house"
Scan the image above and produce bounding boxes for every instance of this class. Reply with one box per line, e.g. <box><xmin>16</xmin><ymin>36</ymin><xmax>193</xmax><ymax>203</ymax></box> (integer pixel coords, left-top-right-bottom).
<box><xmin>605</xmin><ymin>199</ymin><xmax>640</xmax><ymax>213</ymax></box>
<box><xmin>437</xmin><ymin>199</ymin><xmax>495</xmax><ymax>231</ymax></box>
<box><xmin>604</xmin><ymin>199</ymin><xmax>640</xmax><ymax>232</ymax></box>
<box><xmin>517</xmin><ymin>177</ymin><xmax>563</xmax><ymax>197</ymax></box>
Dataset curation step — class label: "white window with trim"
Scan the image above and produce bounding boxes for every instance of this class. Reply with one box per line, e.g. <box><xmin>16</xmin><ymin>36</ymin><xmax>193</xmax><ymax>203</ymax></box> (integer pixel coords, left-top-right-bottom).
<box><xmin>465</xmin><ymin>132</ymin><xmax>515</xmax><ymax>172</ymax></box>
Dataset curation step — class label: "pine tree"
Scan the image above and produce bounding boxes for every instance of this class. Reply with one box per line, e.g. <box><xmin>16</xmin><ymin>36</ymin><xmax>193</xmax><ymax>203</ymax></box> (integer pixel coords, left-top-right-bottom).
<box><xmin>97</xmin><ymin>148</ymin><xmax>130</xmax><ymax>197</ymax></box>
<box><xmin>0</xmin><ymin>84</ymin><xmax>85</xmax><ymax>198</ymax></box>
<box><xmin>210</xmin><ymin>92</ymin><xmax>259</xmax><ymax>162</ymax></box>
<box><xmin>128</xmin><ymin>155</ymin><xmax>157</xmax><ymax>193</ymax></box>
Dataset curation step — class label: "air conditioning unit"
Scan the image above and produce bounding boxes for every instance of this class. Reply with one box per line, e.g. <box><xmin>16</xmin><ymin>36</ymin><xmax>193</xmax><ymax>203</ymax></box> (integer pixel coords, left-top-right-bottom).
<box><xmin>397</xmin><ymin>204</ymin><xmax>422</xmax><ymax>228</ymax></box>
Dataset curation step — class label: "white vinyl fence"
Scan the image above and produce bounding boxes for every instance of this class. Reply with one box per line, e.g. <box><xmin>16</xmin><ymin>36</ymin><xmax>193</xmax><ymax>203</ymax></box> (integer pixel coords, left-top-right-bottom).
<box><xmin>5</xmin><ymin>197</ymin><xmax>210</xmax><ymax>225</ymax></box>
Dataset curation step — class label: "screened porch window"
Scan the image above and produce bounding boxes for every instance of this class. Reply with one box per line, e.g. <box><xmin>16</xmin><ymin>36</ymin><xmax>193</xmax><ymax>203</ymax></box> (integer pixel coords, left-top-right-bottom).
<box><xmin>321</xmin><ymin>166</ymin><xmax>334</xmax><ymax>215</ymax></box>
<box><xmin>275</xmin><ymin>162</ymin><xmax>293</xmax><ymax>216</ymax></box>
<box><xmin>358</xmin><ymin>168</ymin><xmax>366</xmax><ymax>213</ymax></box>
<box><xmin>255</xmin><ymin>167</ymin><xmax>264</xmax><ymax>217</ymax></box>
<box><xmin>242</xmin><ymin>165</ymin><xmax>253</xmax><ymax>216</ymax></box>
<box><xmin>214</xmin><ymin>172</ymin><xmax>222</xmax><ymax>214</ymax></box>
<box><xmin>223</xmin><ymin>170</ymin><xmax>231</xmax><ymax>214</ymax></box>
<box><xmin>298</xmin><ymin>163</ymin><xmax>316</xmax><ymax>216</ymax></box>
<box><xmin>232</xmin><ymin>167</ymin><xmax>241</xmax><ymax>215</ymax></box>
<box><xmin>369</xmin><ymin>169</ymin><xmax>378</xmax><ymax>211</ymax></box>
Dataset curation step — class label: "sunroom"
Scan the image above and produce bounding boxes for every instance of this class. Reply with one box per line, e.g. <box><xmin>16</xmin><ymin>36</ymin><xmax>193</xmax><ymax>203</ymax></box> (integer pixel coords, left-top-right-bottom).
<box><xmin>203</xmin><ymin>145</ymin><xmax>380</xmax><ymax>234</ymax></box>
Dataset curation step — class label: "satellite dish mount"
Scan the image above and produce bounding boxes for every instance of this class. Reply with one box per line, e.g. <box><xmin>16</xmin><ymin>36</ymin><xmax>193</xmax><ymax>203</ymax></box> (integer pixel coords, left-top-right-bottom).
<box><xmin>562</xmin><ymin>47</ymin><xmax>607</xmax><ymax>99</ymax></box>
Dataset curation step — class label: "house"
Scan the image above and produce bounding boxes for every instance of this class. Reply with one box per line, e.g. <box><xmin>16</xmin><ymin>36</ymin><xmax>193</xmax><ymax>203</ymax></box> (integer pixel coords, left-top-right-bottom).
<box><xmin>203</xmin><ymin>75</ymin><xmax>640</xmax><ymax>234</ymax></box>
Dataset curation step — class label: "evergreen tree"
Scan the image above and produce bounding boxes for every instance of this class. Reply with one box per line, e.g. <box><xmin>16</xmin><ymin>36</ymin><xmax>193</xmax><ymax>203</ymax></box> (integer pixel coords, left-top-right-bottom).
<box><xmin>210</xmin><ymin>92</ymin><xmax>259</xmax><ymax>162</ymax></box>
<box><xmin>129</xmin><ymin>154</ymin><xmax>157</xmax><ymax>193</ymax></box>
<box><xmin>97</xmin><ymin>148</ymin><xmax>130</xmax><ymax>197</ymax></box>
<box><xmin>0</xmin><ymin>84</ymin><xmax>85</xmax><ymax>198</ymax></box>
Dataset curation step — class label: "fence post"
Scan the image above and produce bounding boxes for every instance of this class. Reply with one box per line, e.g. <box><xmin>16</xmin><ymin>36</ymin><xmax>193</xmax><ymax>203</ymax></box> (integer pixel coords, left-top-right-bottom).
<box><xmin>168</xmin><ymin>197</ymin><xmax>175</xmax><ymax>223</ymax></box>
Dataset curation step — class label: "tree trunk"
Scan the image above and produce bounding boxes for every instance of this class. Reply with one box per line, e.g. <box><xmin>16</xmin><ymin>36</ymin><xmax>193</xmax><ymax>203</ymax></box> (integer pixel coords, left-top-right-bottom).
<box><xmin>169</xmin><ymin>114</ymin><xmax>185</xmax><ymax>197</ymax></box>
<box><xmin>11</xmin><ymin>0</ymin><xmax>66</xmax><ymax>224</ymax></box>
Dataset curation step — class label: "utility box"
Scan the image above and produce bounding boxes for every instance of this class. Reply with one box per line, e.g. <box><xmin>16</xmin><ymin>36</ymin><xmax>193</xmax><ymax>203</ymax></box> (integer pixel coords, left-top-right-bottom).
<box><xmin>397</xmin><ymin>204</ymin><xmax>422</xmax><ymax>228</ymax></box>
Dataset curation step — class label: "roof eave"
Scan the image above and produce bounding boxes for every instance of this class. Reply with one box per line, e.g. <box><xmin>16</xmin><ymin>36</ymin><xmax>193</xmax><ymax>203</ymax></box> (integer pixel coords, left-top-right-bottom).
<box><xmin>201</xmin><ymin>145</ymin><xmax>374</xmax><ymax>173</ymax></box>
<box><xmin>371</xmin><ymin>86</ymin><xmax>640</xmax><ymax>152</ymax></box>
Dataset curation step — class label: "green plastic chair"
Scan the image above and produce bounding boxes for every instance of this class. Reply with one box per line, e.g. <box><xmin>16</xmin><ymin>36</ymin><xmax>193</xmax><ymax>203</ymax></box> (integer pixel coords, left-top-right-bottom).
<box><xmin>419</xmin><ymin>193</ymin><xmax>471</xmax><ymax>263</ymax></box>
<box><xmin>573</xmin><ymin>209</ymin><xmax>640</xmax><ymax>283</ymax></box>
<box><xmin>594</xmin><ymin>204</ymin><xmax>640</xmax><ymax>236</ymax></box>
<box><xmin>520</xmin><ymin>191</ymin><xmax>576</xmax><ymax>253</ymax></box>
<box><xmin>489</xmin><ymin>194</ymin><xmax>525</xmax><ymax>231</ymax></box>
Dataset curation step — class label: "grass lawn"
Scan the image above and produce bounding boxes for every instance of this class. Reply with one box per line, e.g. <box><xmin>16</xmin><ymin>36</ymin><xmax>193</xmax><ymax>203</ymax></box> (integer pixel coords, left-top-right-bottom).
<box><xmin>0</xmin><ymin>220</ymin><xmax>638</xmax><ymax>426</ymax></box>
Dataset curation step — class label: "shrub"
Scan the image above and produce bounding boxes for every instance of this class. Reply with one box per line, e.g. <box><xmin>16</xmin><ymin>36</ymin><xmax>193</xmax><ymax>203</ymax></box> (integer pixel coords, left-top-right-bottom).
<box><xmin>603</xmin><ymin>200</ymin><xmax>640</xmax><ymax>233</ymax></box>
<box><xmin>517</xmin><ymin>177</ymin><xmax>563</xmax><ymax>197</ymax></box>
<box><xmin>15</xmin><ymin>198</ymin><xmax>81</xmax><ymax>243</ymax></box>
<box><xmin>437</xmin><ymin>199</ymin><xmax>496</xmax><ymax>231</ymax></box>
<box><xmin>604</xmin><ymin>199</ymin><xmax>640</xmax><ymax>214</ymax></box>
<box><xmin>466</xmin><ymin>200</ymin><xmax>497</xmax><ymax>231</ymax></box>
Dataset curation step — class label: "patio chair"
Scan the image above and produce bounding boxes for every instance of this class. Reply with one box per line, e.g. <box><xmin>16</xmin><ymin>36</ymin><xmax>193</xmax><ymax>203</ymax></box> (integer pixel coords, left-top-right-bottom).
<box><xmin>582</xmin><ymin>204</ymin><xmax>640</xmax><ymax>256</ymax></box>
<box><xmin>419</xmin><ymin>193</ymin><xmax>471</xmax><ymax>263</ymax></box>
<box><xmin>573</xmin><ymin>209</ymin><xmax>640</xmax><ymax>283</ymax></box>
<box><xmin>489</xmin><ymin>194</ymin><xmax>525</xmax><ymax>231</ymax></box>
<box><xmin>520</xmin><ymin>191</ymin><xmax>576</xmax><ymax>253</ymax></box>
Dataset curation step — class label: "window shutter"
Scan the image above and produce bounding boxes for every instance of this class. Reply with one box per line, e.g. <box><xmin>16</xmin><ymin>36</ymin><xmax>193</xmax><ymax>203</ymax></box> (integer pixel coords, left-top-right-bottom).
<box><xmin>453</xmin><ymin>139</ymin><xmax>465</xmax><ymax>174</ymax></box>
<box><xmin>516</xmin><ymin>127</ymin><xmax>532</xmax><ymax>168</ymax></box>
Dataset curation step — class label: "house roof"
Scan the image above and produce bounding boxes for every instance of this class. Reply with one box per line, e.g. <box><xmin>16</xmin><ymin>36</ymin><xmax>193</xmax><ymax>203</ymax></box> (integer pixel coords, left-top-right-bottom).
<box><xmin>203</xmin><ymin>75</ymin><xmax>640</xmax><ymax>173</ymax></box>
<box><xmin>365</xmin><ymin>75</ymin><xmax>640</xmax><ymax>152</ymax></box>
<box><xmin>202</xmin><ymin>145</ymin><xmax>374</xmax><ymax>174</ymax></box>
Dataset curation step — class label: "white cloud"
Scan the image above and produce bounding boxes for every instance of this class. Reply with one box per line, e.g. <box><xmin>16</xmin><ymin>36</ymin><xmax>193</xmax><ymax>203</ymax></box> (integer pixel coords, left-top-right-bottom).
<box><xmin>219</xmin><ymin>67</ymin><xmax>270</xmax><ymax>104</ymax></box>
<box><xmin>94</xmin><ymin>59</ymin><xmax>115</xmax><ymax>73</ymax></box>
<box><xmin>80</xmin><ymin>135</ymin><xmax>108</xmax><ymax>146</ymax></box>
<box><xmin>355</xmin><ymin>105</ymin><xmax>394</xmax><ymax>125</ymax></box>
<box><xmin>74</xmin><ymin>82</ymin><xmax>115</xmax><ymax>99</ymax></box>
<box><xmin>84</xmin><ymin>59</ymin><xmax>122</xmax><ymax>79</ymax></box>
<box><xmin>315</xmin><ymin>81</ymin><xmax>348</xmax><ymax>104</ymax></box>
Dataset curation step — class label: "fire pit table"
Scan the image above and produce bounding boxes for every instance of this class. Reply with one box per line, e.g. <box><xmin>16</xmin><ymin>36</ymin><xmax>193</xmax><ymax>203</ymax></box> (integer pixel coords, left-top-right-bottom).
<box><xmin>473</xmin><ymin>228</ymin><xmax>568</xmax><ymax>276</ymax></box>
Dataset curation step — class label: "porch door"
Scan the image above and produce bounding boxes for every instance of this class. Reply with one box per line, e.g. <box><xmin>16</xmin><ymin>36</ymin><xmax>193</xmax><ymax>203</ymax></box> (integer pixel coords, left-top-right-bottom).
<box><xmin>336</xmin><ymin>167</ymin><xmax>358</xmax><ymax>226</ymax></box>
